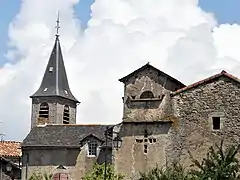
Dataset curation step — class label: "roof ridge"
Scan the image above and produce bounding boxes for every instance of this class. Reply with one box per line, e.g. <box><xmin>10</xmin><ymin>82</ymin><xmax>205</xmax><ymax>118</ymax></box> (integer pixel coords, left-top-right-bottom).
<box><xmin>0</xmin><ymin>141</ymin><xmax>21</xmax><ymax>143</ymax></box>
<box><xmin>119</xmin><ymin>63</ymin><xmax>185</xmax><ymax>87</ymax></box>
<box><xmin>172</xmin><ymin>70</ymin><xmax>240</xmax><ymax>96</ymax></box>
<box><xmin>44</xmin><ymin>124</ymin><xmax>113</xmax><ymax>126</ymax></box>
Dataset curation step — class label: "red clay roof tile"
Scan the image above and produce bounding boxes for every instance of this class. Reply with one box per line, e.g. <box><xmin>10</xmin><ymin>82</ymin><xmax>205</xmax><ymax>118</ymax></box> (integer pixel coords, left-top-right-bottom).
<box><xmin>0</xmin><ymin>141</ymin><xmax>21</xmax><ymax>157</ymax></box>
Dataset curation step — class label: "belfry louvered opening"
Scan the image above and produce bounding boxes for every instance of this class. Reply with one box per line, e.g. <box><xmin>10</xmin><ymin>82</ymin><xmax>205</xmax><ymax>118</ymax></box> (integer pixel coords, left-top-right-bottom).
<box><xmin>39</xmin><ymin>103</ymin><xmax>49</xmax><ymax>119</ymax></box>
<box><xmin>63</xmin><ymin>105</ymin><xmax>70</xmax><ymax>124</ymax></box>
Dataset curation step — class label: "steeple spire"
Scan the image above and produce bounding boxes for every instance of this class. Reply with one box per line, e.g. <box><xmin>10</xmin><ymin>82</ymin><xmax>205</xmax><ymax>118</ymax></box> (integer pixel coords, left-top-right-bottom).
<box><xmin>30</xmin><ymin>16</ymin><xmax>79</xmax><ymax>103</ymax></box>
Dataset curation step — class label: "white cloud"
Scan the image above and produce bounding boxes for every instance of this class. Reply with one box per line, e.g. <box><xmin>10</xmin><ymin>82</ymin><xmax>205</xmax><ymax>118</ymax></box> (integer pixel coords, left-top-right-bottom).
<box><xmin>1</xmin><ymin>0</ymin><xmax>240</xmax><ymax>140</ymax></box>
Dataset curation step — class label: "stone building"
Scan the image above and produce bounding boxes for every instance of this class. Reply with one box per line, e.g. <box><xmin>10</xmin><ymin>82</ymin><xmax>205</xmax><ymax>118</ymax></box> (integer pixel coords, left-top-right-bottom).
<box><xmin>21</xmin><ymin>31</ymin><xmax>240</xmax><ymax>179</ymax></box>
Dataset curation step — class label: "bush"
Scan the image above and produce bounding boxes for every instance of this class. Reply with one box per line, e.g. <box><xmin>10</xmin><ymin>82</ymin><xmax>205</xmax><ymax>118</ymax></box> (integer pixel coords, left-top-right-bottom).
<box><xmin>82</xmin><ymin>163</ymin><xmax>124</xmax><ymax>180</ymax></box>
<box><xmin>28</xmin><ymin>172</ymin><xmax>52</xmax><ymax>180</ymax></box>
<box><xmin>139</xmin><ymin>162</ymin><xmax>191</xmax><ymax>180</ymax></box>
<box><xmin>139</xmin><ymin>141</ymin><xmax>240</xmax><ymax>180</ymax></box>
<box><xmin>190</xmin><ymin>140</ymin><xmax>240</xmax><ymax>180</ymax></box>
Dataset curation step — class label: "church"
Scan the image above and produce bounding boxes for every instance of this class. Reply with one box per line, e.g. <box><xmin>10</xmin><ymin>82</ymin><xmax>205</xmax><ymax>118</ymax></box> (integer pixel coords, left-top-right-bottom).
<box><xmin>21</xmin><ymin>26</ymin><xmax>240</xmax><ymax>179</ymax></box>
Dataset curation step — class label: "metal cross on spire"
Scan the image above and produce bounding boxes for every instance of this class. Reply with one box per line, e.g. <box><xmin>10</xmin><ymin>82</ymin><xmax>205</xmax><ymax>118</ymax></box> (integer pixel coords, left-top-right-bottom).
<box><xmin>55</xmin><ymin>11</ymin><xmax>60</xmax><ymax>36</ymax></box>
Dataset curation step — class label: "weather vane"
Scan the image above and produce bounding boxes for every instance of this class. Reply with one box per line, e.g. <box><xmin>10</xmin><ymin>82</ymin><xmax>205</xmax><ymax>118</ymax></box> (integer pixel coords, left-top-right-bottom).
<box><xmin>55</xmin><ymin>11</ymin><xmax>60</xmax><ymax>36</ymax></box>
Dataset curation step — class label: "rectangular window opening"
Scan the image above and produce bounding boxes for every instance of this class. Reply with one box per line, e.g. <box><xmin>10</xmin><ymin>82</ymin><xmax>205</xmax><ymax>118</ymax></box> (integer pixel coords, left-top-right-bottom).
<box><xmin>144</xmin><ymin>145</ymin><xmax>148</xmax><ymax>153</ymax></box>
<box><xmin>88</xmin><ymin>142</ymin><xmax>98</xmax><ymax>156</ymax></box>
<box><xmin>212</xmin><ymin>117</ymin><xmax>220</xmax><ymax>130</ymax></box>
<box><xmin>49</xmin><ymin>67</ymin><xmax>53</xmax><ymax>72</ymax></box>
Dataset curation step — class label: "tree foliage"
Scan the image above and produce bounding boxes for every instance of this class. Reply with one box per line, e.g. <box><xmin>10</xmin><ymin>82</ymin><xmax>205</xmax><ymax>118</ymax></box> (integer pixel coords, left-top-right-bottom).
<box><xmin>28</xmin><ymin>172</ymin><xmax>53</xmax><ymax>180</ymax></box>
<box><xmin>82</xmin><ymin>163</ymin><xmax>124</xmax><ymax>180</ymax></box>
<box><xmin>139</xmin><ymin>162</ymin><xmax>192</xmax><ymax>180</ymax></box>
<box><xmin>190</xmin><ymin>140</ymin><xmax>240</xmax><ymax>180</ymax></box>
<box><xmin>139</xmin><ymin>141</ymin><xmax>240</xmax><ymax>180</ymax></box>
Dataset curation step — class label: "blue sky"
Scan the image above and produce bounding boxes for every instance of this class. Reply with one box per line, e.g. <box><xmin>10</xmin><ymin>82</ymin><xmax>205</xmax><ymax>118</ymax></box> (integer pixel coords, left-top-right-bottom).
<box><xmin>0</xmin><ymin>0</ymin><xmax>240</xmax><ymax>66</ymax></box>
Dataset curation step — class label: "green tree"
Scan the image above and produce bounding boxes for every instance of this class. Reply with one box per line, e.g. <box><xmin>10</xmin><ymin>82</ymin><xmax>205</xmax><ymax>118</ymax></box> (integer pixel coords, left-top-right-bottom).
<box><xmin>190</xmin><ymin>140</ymin><xmax>240</xmax><ymax>180</ymax></box>
<box><xmin>28</xmin><ymin>172</ymin><xmax>53</xmax><ymax>180</ymax></box>
<box><xmin>82</xmin><ymin>163</ymin><xmax>124</xmax><ymax>180</ymax></box>
<box><xmin>139</xmin><ymin>162</ymin><xmax>192</xmax><ymax>180</ymax></box>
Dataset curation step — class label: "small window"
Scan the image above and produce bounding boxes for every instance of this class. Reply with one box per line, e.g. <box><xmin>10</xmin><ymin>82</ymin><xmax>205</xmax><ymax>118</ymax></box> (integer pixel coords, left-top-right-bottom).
<box><xmin>63</xmin><ymin>105</ymin><xmax>70</xmax><ymax>124</ymax></box>
<box><xmin>140</xmin><ymin>91</ymin><xmax>154</xmax><ymax>99</ymax></box>
<box><xmin>88</xmin><ymin>141</ymin><xmax>98</xmax><ymax>156</ymax></box>
<box><xmin>43</xmin><ymin>88</ymin><xmax>48</xmax><ymax>92</ymax></box>
<box><xmin>144</xmin><ymin>145</ymin><xmax>148</xmax><ymax>153</ymax></box>
<box><xmin>39</xmin><ymin>103</ymin><xmax>49</xmax><ymax>119</ymax></box>
<box><xmin>212</xmin><ymin>117</ymin><xmax>220</xmax><ymax>130</ymax></box>
<box><xmin>49</xmin><ymin>67</ymin><xmax>53</xmax><ymax>72</ymax></box>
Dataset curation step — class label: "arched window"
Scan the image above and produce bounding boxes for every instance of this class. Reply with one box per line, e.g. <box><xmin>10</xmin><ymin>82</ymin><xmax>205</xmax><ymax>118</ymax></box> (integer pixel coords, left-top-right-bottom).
<box><xmin>39</xmin><ymin>103</ymin><xmax>49</xmax><ymax>119</ymax></box>
<box><xmin>140</xmin><ymin>91</ymin><xmax>154</xmax><ymax>99</ymax></box>
<box><xmin>63</xmin><ymin>105</ymin><xmax>70</xmax><ymax>124</ymax></box>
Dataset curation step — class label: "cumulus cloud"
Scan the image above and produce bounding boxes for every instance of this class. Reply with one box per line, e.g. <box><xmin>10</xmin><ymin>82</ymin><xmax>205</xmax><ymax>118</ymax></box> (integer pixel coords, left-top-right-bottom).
<box><xmin>1</xmin><ymin>0</ymin><xmax>240</xmax><ymax>140</ymax></box>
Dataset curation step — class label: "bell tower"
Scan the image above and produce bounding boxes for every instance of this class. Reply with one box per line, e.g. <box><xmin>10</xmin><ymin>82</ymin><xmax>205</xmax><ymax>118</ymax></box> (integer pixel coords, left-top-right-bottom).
<box><xmin>30</xmin><ymin>16</ymin><xmax>79</xmax><ymax>128</ymax></box>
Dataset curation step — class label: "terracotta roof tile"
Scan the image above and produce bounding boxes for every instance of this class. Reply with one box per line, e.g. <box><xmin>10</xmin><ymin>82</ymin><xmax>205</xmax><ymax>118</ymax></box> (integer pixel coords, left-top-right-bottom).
<box><xmin>0</xmin><ymin>141</ymin><xmax>21</xmax><ymax>157</ymax></box>
<box><xmin>171</xmin><ymin>70</ymin><xmax>240</xmax><ymax>96</ymax></box>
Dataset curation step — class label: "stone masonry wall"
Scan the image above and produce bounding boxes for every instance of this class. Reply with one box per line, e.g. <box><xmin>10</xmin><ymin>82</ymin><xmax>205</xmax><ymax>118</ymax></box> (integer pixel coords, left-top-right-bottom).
<box><xmin>114</xmin><ymin>122</ymin><xmax>171</xmax><ymax>180</ymax></box>
<box><xmin>169</xmin><ymin>76</ymin><xmax>240</xmax><ymax>166</ymax></box>
<box><xmin>116</xmin><ymin>67</ymin><xmax>184</xmax><ymax>179</ymax></box>
<box><xmin>123</xmin><ymin>68</ymin><xmax>181</xmax><ymax>122</ymax></box>
<box><xmin>31</xmin><ymin>97</ymin><xmax>77</xmax><ymax>128</ymax></box>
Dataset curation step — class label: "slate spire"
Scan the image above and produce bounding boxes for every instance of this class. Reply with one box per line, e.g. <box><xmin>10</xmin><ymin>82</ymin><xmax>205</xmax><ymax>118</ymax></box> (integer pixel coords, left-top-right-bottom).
<box><xmin>30</xmin><ymin>17</ymin><xmax>79</xmax><ymax>103</ymax></box>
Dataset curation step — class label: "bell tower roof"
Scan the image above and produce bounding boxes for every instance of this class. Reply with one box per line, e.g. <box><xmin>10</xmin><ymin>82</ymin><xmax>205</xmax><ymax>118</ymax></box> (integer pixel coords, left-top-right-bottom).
<box><xmin>30</xmin><ymin>17</ymin><xmax>79</xmax><ymax>103</ymax></box>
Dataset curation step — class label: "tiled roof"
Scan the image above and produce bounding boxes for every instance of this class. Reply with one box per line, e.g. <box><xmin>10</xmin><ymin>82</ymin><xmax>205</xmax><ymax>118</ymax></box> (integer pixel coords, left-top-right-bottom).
<box><xmin>171</xmin><ymin>70</ymin><xmax>240</xmax><ymax>96</ymax></box>
<box><xmin>21</xmin><ymin>124</ymin><xmax>114</xmax><ymax>147</ymax></box>
<box><xmin>0</xmin><ymin>141</ymin><xmax>21</xmax><ymax>157</ymax></box>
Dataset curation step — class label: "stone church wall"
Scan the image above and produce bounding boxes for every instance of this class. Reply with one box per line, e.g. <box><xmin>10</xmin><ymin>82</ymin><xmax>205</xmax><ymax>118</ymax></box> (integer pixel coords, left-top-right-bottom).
<box><xmin>170</xmin><ymin>76</ymin><xmax>240</xmax><ymax>166</ymax></box>
<box><xmin>122</xmin><ymin>68</ymin><xmax>182</xmax><ymax>122</ymax></box>
<box><xmin>31</xmin><ymin>97</ymin><xmax>76</xmax><ymax>128</ymax></box>
<box><xmin>115</xmin><ymin>67</ymin><xmax>184</xmax><ymax>179</ymax></box>
<box><xmin>114</xmin><ymin>122</ymin><xmax>171</xmax><ymax>180</ymax></box>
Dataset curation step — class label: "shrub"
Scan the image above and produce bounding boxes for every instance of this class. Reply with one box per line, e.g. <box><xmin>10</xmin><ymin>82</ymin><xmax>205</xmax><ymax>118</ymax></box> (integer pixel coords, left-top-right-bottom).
<box><xmin>190</xmin><ymin>140</ymin><xmax>240</xmax><ymax>180</ymax></box>
<box><xmin>82</xmin><ymin>163</ymin><xmax>124</xmax><ymax>180</ymax></box>
<box><xmin>139</xmin><ymin>162</ymin><xmax>191</xmax><ymax>180</ymax></box>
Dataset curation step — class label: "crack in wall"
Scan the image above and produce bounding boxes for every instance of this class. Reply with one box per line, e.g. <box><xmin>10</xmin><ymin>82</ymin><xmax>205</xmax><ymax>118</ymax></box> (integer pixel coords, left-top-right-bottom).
<box><xmin>130</xmin><ymin>142</ymin><xmax>136</xmax><ymax>175</ymax></box>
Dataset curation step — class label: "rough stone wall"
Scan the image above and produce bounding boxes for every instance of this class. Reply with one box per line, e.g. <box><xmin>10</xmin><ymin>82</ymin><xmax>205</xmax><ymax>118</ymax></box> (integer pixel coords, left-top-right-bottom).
<box><xmin>116</xmin><ymin>68</ymin><xmax>184</xmax><ymax>179</ymax></box>
<box><xmin>169</xmin><ymin>76</ymin><xmax>240</xmax><ymax>166</ymax></box>
<box><xmin>31</xmin><ymin>97</ymin><xmax>77</xmax><ymax>128</ymax></box>
<box><xmin>122</xmin><ymin>68</ymin><xmax>181</xmax><ymax>122</ymax></box>
<box><xmin>114</xmin><ymin>122</ymin><xmax>171</xmax><ymax>180</ymax></box>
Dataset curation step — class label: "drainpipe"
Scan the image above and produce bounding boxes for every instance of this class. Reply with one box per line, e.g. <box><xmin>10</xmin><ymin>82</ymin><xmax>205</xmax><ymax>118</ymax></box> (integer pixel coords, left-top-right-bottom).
<box><xmin>25</xmin><ymin>153</ymin><xmax>29</xmax><ymax>180</ymax></box>
<box><xmin>0</xmin><ymin>160</ymin><xmax>2</xmax><ymax>180</ymax></box>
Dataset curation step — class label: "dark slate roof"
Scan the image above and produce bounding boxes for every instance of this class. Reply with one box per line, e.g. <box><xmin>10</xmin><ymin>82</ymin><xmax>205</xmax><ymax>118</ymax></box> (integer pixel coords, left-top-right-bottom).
<box><xmin>30</xmin><ymin>36</ymin><xmax>79</xmax><ymax>103</ymax></box>
<box><xmin>21</xmin><ymin>124</ymin><xmax>112</xmax><ymax>147</ymax></box>
<box><xmin>119</xmin><ymin>63</ymin><xmax>185</xmax><ymax>87</ymax></box>
<box><xmin>171</xmin><ymin>70</ymin><xmax>240</xmax><ymax>96</ymax></box>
